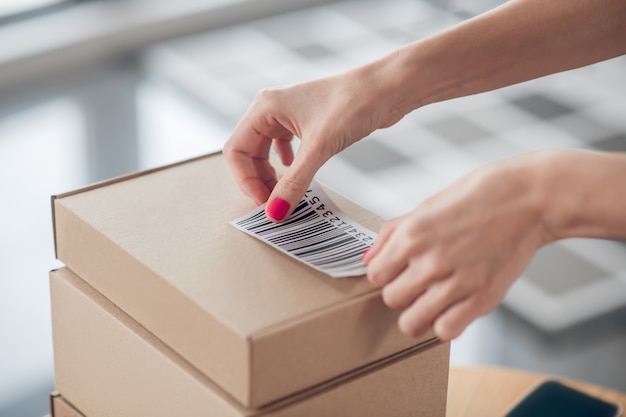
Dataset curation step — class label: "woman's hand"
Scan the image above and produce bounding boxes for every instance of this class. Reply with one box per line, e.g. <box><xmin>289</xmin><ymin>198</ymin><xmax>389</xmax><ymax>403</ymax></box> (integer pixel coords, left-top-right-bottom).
<box><xmin>364</xmin><ymin>154</ymin><xmax>553</xmax><ymax>341</ymax></box>
<box><xmin>224</xmin><ymin>0</ymin><xmax>626</xmax><ymax>222</ymax></box>
<box><xmin>223</xmin><ymin>62</ymin><xmax>406</xmax><ymax>221</ymax></box>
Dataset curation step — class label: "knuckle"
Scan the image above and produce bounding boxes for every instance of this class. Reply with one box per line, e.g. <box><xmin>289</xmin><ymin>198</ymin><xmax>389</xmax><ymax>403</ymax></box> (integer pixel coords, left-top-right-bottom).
<box><xmin>433</xmin><ymin>318</ymin><xmax>460</xmax><ymax>341</ymax></box>
<box><xmin>253</xmin><ymin>88</ymin><xmax>283</xmax><ymax>117</ymax></box>
<box><xmin>398</xmin><ymin>314</ymin><xmax>421</xmax><ymax>338</ymax></box>
<box><xmin>420</xmin><ymin>254</ymin><xmax>445</xmax><ymax>282</ymax></box>
<box><xmin>222</xmin><ymin>140</ymin><xmax>233</xmax><ymax>156</ymax></box>
<box><xmin>278</xmin><ymin>173</ymin><xmax>308</xmax><ymax>194</ymax></box>
<box><xmin>382</xmin><ymin>285</ymin><xmax>405</xmax><ymax>310</ymax></box>
<box><xmin>432</xmin><ymin>320</ymin><xmax>450</xmax><ymax>341</ymax></box>
<box><xmin>468</xmin><ymin>293</ymin><xmax>485</xmax><ymax>310</ymax></box>
<box><xmin>378</xmin><ymin>220</ymin><xmax>397</xmax><ymax>238</ymax></box>
<box><xmin>254</xmin><ymin>87</ymin><xmax>276</xmax><ymax>103</ymax></box>
<box><xmin>467</xmin><ymin>264</ymin><xmax>490</xmax><ymax>289</ymax></box>
<box><xmin>469</xmin><ymin>292</ymin><xmax>494</xmax><ymax>316</ymax></box>
<box><xmin>428</xmin><ymin>249</ymin><xmax>447</xmax><ymax>270</ymax></box>
<box><xmin>222</xmin><ymin>139</ymin><xmax>241</xmax><ymax>161</ymax></box>
<box><xmin>367</xmin><ymin>269</ymin><xmax>385</xmax><ymax>288</ymax></box>
<box><xmin>438</xmin><ymin>281</ymin><xmax>460</xmax><ymax>303</ymax></box>
<box><xmin>440</xmin><ymin>274</ymin><xmax>470</xmax><ymax>300</ymax></box>
<box><xmin>397</xmin><ymin>315</ymin><xmax>413</xmax><ymax>337</ymax></box>
<box><xmin>431</xmin><ymin>247</ymin><xmax>450</xmax><ymax>270</ymax></box>
<box><xmin>397</xmin><ymin>240</ymin><xmax>416</xmax><ymax>261</ymax></box>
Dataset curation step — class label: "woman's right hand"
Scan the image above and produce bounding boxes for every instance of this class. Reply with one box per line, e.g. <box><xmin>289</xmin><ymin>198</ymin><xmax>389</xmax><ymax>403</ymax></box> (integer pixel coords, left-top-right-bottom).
<box><xmin>223</xmin><ymin>62</ymin><xmax>405</xmax><ymax>221</ymax></box>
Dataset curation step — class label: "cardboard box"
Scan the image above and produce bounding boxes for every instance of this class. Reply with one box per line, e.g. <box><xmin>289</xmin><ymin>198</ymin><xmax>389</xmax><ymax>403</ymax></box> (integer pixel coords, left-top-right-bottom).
<box><xmin>52</xmin><ymin>152</ymin><xmax>444</xmax><ymax>407</ymax></box>
<box><xmin>50</xmin><ymin>392</ymin><xmax>85</xmax><ymax>417</ymax></box>
<box><xmin>51</xmin><ymin>267</ymin><xmax>450</xmax><ymax>417</ymax></box>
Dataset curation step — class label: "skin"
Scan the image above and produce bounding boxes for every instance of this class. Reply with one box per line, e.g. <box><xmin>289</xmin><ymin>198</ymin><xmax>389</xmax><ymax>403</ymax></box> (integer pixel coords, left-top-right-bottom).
<box><xmin>223</xmin><ymin>0</ymin><xmax>626</xmax><ymax>340</ymax></box>
<box><xmin>364</xmin><ymin>150</ymin><xmax>626</xmax><ymax>339</ymax></box>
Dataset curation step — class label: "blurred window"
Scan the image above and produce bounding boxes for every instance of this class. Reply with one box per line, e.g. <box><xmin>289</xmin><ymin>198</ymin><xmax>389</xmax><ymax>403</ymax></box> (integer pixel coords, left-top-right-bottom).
<box><xmin>0</xmin><ymin>0</ymin><xmax>83</xmax><ymax>23</ymax></box>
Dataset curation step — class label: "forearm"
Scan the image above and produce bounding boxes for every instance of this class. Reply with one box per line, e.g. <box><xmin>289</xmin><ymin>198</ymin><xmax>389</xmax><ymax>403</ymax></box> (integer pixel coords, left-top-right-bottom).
<box><xmin>367</xmin><ymin>0</ymin><xmax>626</xmax><ymax>114</ymax></box>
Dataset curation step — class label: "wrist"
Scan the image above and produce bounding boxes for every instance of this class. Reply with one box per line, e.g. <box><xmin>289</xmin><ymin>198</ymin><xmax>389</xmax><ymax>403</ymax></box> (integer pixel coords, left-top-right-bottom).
<box><xmin>380</xmin><ymin>32</ymin><xmax>484</xmax><ymax>116</ymax></box>
<box><xmin>536</xmin><ymin>149</ymin><xmax>626</xmax><ymax>241</ymax></box>
<box><xmin>508</xmin><ymin>150</ymin><xmax>599</xmax><ymax>245</ymax></box>
<box><xmin>345</xmin><ymin>51</ymin><xmax>414</xmax><ymax>129</ymax></box>
<box><xmin>383</xmin><ymin>40</ymin><xmax>445</xmax><ymax>115</ymax></box>
<box><xmin>515</xmin><ymin>150</ymin><xmax>575</xmax><ymax>245</ymax></box>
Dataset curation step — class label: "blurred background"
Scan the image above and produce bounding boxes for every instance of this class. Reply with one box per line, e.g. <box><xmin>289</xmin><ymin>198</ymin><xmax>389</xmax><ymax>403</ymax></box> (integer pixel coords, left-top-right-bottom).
<box><xmin>1</xmin><ymin>0</ymin><xmax>625</xmax><ymax>416</ymax></box>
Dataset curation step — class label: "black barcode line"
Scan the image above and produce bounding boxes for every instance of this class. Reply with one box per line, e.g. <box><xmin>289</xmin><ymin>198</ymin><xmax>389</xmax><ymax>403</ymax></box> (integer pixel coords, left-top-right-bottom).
<box><xmin>266</xmin><ymin>217</ymin><xmax>331</xmax><ymax>239</ymax></box>
<box><xmin>292</xmin><ymin>235</ymin><xmax>355</xmax><ymax>257</ymax></box>
<box><xmin>291</xmin><ymin>200</ymin><xmax>310</xmax><ymax>214</ymax></box>
<box><xmin>298</xmin><ymin>240</ymin><xmax>366</xmax><ymax>263</ymax></box>
<box><xmin>288</xmin><ymin>232</ymin><xmax>356</xmax><ymax>254</ymax></box>
<box><xmin>324</xmin><ymin>260</ymin><xmax>367</xmax><ymax>274</ymax></box>
<box><xmin>259</xmin><ymin>211</ymin><xmax>320</xmax><ymax>235</ymax></box>
<box><xmin>306</xmin><ymin>246</ymin><xmax>367</xmax><ymax>269</ymax></box>
<box><xmin>235</xmin><ymin>197</ymin><xmax>373</xmax><ymax>275</ymax></box>
<box><xmin>280</xmin><ymin>230</ymin><xmax>349</xmax><ymax>252</ymax></box>
<box><xmin>270</xmin><ymin>225</ymin><xmax>348</xmax><ymax>252</ymax></box>
<box><xmin>235</xmin><ymin>210</ymin><xmax>266</xmax><ymax>227</ymax></box>
<box><xmin>298</xmin><ymin>240</ymin><xmax>366</xmax><ymax>265</ymax></box>
<box><xmin>268</xmin><ymin>222</ymin><xmax>336</xmax><ymax>246</ymax></box>
<box><xmin>320</xmin><ymin>255</ymin><xmax>365</xmax><ymax>271</ymax></box>
<box><xmin>235</xmin><ymin>199</ymin><xmax>310</xmax><ymax>230</ymax></box>
<box><xmin>268</xmin><ymin>224</ymin><xmax>366</xmax><ymax>267</ymax></box>
<box><xmin>265</xmin><ymin>218</ymin><xmax>330</xmax><ymax>241</ymax></box>
<box><xmin>245</xmin><ymin>207</ymin><xmax>319</xmax><ymax>235</ymax></box>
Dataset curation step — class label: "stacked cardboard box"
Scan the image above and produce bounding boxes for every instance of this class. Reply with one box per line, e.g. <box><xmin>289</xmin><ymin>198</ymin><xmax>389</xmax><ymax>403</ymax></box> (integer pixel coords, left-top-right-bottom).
<box><xmin>50</xmin><ymin>392</ymin><xmax>85</xmax><ymax>417</ymax></box>
<box><xmin>49</xmin><ymin>152</ymin><xmax>450</xmax><ymax>417</ymax></box>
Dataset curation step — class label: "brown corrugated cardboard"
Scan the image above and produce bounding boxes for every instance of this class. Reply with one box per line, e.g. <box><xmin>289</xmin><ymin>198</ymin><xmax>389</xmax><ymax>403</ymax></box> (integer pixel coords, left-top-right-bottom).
<box><xmin>50</xmin><ymin>392</ymin><xmax>85</xmax><ymax>417</ymax></box>
<box><xmin>51</xmin><ymin>267</ymin><xmax>449</xmax><ymax>417</ymax></box>
<box><xmin>52</xmin><ymin>152</ymin><xmax>442</xmax><ymax>407</ymax></box>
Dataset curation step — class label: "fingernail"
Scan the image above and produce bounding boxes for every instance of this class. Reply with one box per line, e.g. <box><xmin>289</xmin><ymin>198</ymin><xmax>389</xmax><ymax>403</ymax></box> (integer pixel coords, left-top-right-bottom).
<box><xmin>267</xmin><ymin>198</ymin><xmax>290</xmax><ymax>221</ymax></box>
<box><xmin>362</xmin><ymin>249</ymin><xmax>370</xmax><ymax>261</ymax></box>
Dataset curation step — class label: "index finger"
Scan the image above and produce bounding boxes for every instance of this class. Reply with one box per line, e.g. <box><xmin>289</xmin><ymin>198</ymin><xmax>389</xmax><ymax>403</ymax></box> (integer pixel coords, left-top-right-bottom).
<box><xmin>224</xmin><ymin>117</ymin><xmax>294</xmax><ymax>205</ymax></box>
<box><xmin>223</xmin><ymin>130</ymin><xmax>274</xmax><ymax>205</ymax></box>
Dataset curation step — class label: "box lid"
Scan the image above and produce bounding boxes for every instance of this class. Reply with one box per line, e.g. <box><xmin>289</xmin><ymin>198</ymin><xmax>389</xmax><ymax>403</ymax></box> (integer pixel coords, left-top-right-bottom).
<box><xmin>52</xmin><ymin>152</ymin><xmax>434</xmax><ymax>408</ymax></box>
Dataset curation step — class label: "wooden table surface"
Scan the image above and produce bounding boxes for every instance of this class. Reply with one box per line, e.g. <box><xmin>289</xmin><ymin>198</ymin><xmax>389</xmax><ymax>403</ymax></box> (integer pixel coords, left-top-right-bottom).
<box><xmin>447</xmin><ymin>366</ymin><xmax>626</xmax><ymax>417</ymax></box>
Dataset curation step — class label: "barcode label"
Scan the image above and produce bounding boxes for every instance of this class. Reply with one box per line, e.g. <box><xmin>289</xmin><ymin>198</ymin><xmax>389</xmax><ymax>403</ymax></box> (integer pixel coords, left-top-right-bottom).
<box><xmin>230</xmin><ymin>181</ymin><xmax>377</xmax><ymax>278</ymax></box>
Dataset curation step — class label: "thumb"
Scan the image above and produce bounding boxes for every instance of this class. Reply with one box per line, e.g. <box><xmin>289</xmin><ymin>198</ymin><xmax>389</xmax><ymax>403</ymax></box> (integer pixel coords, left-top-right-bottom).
<box><xmin>265</xmin><ymin>147</ymin><xmax>326</xmax><ymax>222</ymax></box>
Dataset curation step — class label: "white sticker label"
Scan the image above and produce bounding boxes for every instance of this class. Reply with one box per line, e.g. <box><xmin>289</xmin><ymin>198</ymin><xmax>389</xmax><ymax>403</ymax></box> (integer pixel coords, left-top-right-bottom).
<box><xmin>230</xmin><ymin>181</ymin><xmax>377</xmax><ymax>278</ymax></box>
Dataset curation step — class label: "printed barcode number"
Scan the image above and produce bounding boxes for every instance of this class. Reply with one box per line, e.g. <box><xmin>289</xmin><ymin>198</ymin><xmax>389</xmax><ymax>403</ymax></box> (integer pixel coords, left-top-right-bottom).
<box><xmin>234</xmin><ymin>187</ymin><xmax>376</xmax><ymax>277</ymax></box>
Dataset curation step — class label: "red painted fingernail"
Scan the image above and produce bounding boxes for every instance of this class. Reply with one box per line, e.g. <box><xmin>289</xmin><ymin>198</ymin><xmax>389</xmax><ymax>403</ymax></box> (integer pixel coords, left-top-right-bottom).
<box><xmin>267</xmin><ymin>198</ymin><xmax>290</xmax><ymax>221</ymax></box>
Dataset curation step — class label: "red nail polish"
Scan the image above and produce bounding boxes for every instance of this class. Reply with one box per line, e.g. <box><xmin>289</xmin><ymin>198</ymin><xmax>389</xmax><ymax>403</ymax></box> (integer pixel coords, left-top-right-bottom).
<box><xmin>267</xmin><ymin>198</ymin><xmax>290</xmax><ymax>221</ymax></box>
